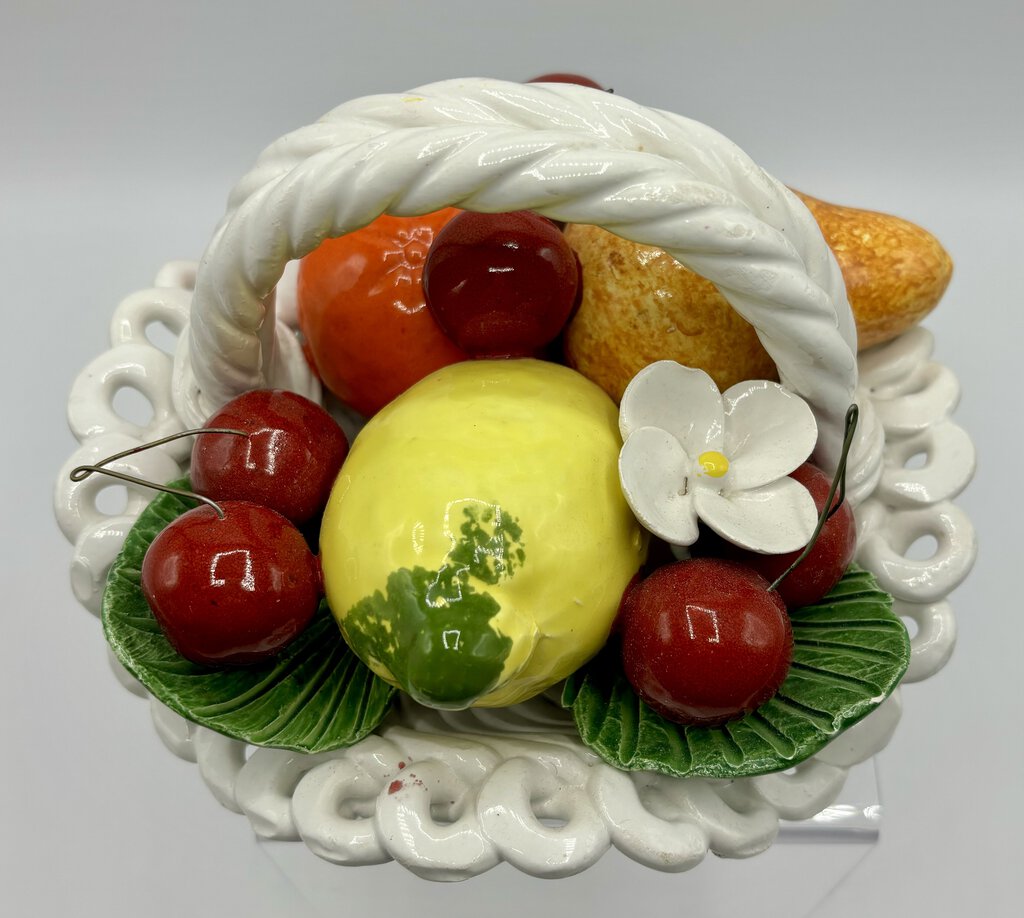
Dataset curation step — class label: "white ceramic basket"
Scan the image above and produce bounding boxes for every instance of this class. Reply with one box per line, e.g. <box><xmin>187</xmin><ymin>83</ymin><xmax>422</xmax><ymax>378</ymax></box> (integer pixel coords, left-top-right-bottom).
<box><xmin>55</xmin><ymin>79</ymin><xmax>976</xmax><ymax>880</ymax></box>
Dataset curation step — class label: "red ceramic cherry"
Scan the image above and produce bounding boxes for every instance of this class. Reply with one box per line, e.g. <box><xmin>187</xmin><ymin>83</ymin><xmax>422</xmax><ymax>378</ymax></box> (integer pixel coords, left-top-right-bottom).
<box><xmin>423</xmin><ymin>210</ymin><xmax>581</xmax><ymax>357</ymax></box>
<box><xmin>721</xmin><ymin>463</ymin><xmax>857</xmax><ymax>609</ymax></box>
<box><xmin>141</xmin><ymin>501</ymin><xmax>322</xmax><ymax>666</ymax></box>
<box><xmin>191</xmin><ymin>389</ymin><xmax>348</xmax><ymax>525</ymax></box>
<box><xmin>620</xmin><ymin>558</ymin><xmax>792</xmax><ymax>726</ymax></box>
<box><xmin>528</xmin><ymin>73</ymin><xmax>606</xmax><ymax>90</ymax></box>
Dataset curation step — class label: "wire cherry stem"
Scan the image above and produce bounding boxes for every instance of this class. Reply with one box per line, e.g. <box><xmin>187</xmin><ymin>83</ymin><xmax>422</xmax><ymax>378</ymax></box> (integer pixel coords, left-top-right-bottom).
<box><xmin>767</xmin><ymin>404</ymin><xmax>859</xmax><ymax>594</ymax></box>
<box><xmin>69</xmin><ymin>428</ymin><xmax>248</xmax><ymax>519</ymax></box>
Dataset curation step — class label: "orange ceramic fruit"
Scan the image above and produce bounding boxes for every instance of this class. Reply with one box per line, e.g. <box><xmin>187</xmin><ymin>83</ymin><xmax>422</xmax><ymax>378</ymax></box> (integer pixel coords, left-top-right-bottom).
<box><xmin>297</xmin><ymin>209</ymin><xmax>467</xmax><ymax>416</ymax></box>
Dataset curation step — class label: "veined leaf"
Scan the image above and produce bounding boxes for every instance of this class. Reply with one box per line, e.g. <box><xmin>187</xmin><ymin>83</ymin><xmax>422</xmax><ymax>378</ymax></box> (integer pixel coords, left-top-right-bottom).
<box><xmin>102</xmin><ymin>482</ymin><xmax>396</xmax><ymax>753</ymax></box>
<box><xmin>562</xmin><ymin>566</ymin><xmax>909</xmax><ymax>779</ymax></box>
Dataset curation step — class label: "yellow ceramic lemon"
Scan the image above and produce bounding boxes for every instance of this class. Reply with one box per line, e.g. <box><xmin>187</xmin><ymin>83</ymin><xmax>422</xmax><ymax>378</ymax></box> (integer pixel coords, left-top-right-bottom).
<box><xmin>320</xmin><ymin>359</ymin><xmax>646</xmax><ymax>709</ymax></box>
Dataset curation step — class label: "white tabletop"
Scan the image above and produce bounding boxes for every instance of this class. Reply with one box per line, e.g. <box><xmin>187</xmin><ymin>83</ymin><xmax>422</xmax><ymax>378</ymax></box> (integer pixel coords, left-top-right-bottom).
<box><xmin>3</xmin><ymin>1</ymin><xmax>1020</xmax><ymax>915</ymax></box>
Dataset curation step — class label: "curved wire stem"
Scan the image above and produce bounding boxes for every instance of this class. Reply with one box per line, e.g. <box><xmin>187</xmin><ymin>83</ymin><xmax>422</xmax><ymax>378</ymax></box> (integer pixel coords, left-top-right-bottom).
<box><xmin>768</xmin><ymin>404</ymin><xmax>860</xmax><ymax>594</ymax></box>
<box><xmin>69</xmin><ymin>427</ymin><xmax>247</xmax><ymax>519</ymax></box>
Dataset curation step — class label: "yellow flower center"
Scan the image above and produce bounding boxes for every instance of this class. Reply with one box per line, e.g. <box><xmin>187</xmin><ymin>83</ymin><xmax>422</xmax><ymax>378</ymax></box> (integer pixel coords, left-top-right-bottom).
<box><xmin>697</xmin><ymin>450</ymin><xmax>730</xmax><ymax>478</ymax></box>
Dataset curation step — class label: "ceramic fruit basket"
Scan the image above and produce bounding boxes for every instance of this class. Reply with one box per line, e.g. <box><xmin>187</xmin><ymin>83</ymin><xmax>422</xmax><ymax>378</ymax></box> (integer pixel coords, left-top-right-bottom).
<box><xmin>55</xmin><ymin>78</ymin><xmax>976</xmax><ymax>880</ymax></box>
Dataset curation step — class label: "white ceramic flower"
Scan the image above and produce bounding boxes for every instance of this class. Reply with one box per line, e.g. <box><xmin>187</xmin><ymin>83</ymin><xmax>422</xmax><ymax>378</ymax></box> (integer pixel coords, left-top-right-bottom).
<box><xmin>618</xmin><ymin>361</ymin><xmax>819</xmax><ymax>553</ymax></box>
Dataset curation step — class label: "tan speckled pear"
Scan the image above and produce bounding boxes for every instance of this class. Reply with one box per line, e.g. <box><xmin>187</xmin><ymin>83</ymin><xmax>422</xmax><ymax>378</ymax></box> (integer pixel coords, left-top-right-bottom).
<box><xmin>794</xmin><ymin>191</ymin><xmax>953</xmax><ymax>349</ymax></box>
<box><xmin>564</xmin><ymin>193</ymin><xmax>953</xmax><ymax>403</ymax></box>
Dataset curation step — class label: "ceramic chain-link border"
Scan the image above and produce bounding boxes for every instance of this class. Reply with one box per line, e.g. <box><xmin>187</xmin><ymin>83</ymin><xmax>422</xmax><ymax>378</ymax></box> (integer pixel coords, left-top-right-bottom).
<box><xmin>148</xmin><ymin>693</ymin><xmax>884</xmax><ymax>879</ymax></box>
<box><xmin>55</xmin><ymin>256</ymin><xmax>972</xmax><ymax>877</ymax></box>
<box><xmin>854</xmin><ymin>327</ymin><xmax>976</xmax><ymax>682</ymax></box>
<box><xmin>177</xmin><ymin>78</ymin><xmax>882</xmax><ymax>493</ymax></box>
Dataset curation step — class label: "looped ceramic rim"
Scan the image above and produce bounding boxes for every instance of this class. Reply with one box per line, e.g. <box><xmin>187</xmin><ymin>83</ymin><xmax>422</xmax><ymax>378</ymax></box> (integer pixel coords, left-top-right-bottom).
<box><xmin>176</xmin><ymin>77</ymin><xmax>882</xmax><ymax>486</ymax></box>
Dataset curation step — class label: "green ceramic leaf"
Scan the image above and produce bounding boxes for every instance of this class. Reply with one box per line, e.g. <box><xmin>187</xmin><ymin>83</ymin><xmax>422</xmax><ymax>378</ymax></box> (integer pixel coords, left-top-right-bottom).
<box><xmin>562</xmin><ymin>566</ymin><xmax>909</xmax><ymax>779</ymax></box>
<box><xmin>102</xmin><ymin>482</ymin><xmax>396</xmax><ymax>753</ymax></box>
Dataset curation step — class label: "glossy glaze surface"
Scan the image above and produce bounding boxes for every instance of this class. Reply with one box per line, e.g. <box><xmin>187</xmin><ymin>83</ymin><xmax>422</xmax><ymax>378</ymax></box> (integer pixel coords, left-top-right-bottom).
<box><xmin>621</xmin><ymin>559</ymin><xmax>793</xmax><ymax>725</ymax></box>
<box><xmin>141</xmin><ymin>501</ymin><xmax>321</xmax><ymax>665</ymax></box>
<box><xmin>55</xmin><ymin>244</ymin><xmax>974</xmax><ymax>882</ymax></box>
<box><xmin>423</xmin><ymin>210</ymin><xmax>579</xmax><ymax>356</ymax></box>
<box><xmin>52</xmin><ymin>74</ymin><xmax>977</xmax><ymax>878</ymax></box>
<box><xmin>297</xmin><ymin>210</ymin><xmax>466</xmax><ymax>416</ymax></box>
<box><xmin>191</xmin><ymin>389</ymin><xmax>348</xmax><ymax>525</ymax></box>
<box><xmin>177</xmin><ymin>78</ymin><xmax>881</xmax><ymax>491</ymax></box>
<box><xmin>319</xmin><ymin>358</ymin><xmax>646</xmax><ymax>708</ymax></box>
<box><xmin>618</xmin><ymin>361</ymin><xmax>819</xmax><ymax>552</ymax></box>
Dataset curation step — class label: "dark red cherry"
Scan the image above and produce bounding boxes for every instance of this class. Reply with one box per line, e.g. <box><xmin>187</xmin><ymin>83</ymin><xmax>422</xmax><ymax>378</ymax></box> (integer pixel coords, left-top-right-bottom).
<box><xmin>528</xmin><ymin>73</ymin><xmax>606</xmax><ymax>90</ymax></box>
<box><xmin>423</xmin><ymin>210</ymin><xmax>580</xmax><ymax>357</ymax></box>
<box><xmin>621</xmin><ymin>558</ymin><xmax>792</xmax><ymax>726</ymax></box>
<box><xmin>191</xmin><ymin>389</ymin><xmax>348</xmax><ymax>525</ymax></box>
<box><xmin>717</xmin><ymin>463</ymin><xmax>857</xmax><ymax>609</ymax></box>
<box><xmin>141</xmin><ymin>501</ymin><xmax>322</xmax><ymax>666</ymax></box>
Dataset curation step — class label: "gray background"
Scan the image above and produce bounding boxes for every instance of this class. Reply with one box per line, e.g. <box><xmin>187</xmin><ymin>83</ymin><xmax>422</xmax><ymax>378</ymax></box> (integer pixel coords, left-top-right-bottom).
<box><xmin>3</xmin><ymin>1</ymin><xmax>1020</xmax><ymax>915</ymax></box>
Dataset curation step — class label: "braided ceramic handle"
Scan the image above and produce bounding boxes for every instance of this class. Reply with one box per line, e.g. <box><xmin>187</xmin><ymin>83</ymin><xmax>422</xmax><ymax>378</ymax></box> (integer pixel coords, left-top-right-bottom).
<box><xmin>176</xmin><ymin>78</ymin><xmax>882</xmax><ymax>482</ymax></box>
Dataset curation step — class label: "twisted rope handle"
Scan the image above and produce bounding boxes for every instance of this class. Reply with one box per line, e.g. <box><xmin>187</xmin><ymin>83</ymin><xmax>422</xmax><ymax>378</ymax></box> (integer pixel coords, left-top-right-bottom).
<box><xmin>175</xmin><ymin>78</ymin><xmax>882</xmax><ymax>484</ymax></box>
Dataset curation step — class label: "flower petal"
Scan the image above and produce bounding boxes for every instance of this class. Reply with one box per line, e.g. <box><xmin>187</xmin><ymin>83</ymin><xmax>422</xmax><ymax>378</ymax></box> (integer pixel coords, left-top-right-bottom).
<box><xmin>722</xmin><ymin>380</ymin><xmax>818</xmax><ymax>490</ymax></box>
<box><xmin>694</xmin><ymin>477</ymin><xmax>818</xmax><ymax>553</ymax></box>
<box><xmin>619</xmin><ymin>361</ymin><xmax>725</xmax><ymax>457</ymax></box>
<box><xmin>619</xmin><ymin>426</ymin><xmax>700</xmax><ymax>546</ymax></box>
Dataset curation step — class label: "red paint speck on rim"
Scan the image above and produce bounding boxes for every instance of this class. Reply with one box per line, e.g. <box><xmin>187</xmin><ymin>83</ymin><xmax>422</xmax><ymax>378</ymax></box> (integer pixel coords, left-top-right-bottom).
<box><xmin>387</xmin><ymin>780</ymin><xmax>403</xmax><ymax>794</ymax></box>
